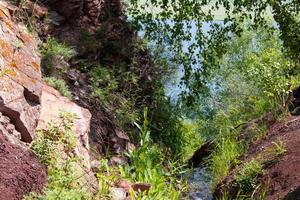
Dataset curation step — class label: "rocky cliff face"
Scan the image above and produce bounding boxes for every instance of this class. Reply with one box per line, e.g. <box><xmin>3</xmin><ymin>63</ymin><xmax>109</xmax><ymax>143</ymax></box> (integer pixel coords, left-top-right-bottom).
<box><xmin>0</xmin><ymin>1</ymin><xmax>96</xmax><ymax>198</ymax></box>
<box><xmin>0</xmin><ymin>1</ymin><xmax>42</xmax><ymax>143</ymax></box>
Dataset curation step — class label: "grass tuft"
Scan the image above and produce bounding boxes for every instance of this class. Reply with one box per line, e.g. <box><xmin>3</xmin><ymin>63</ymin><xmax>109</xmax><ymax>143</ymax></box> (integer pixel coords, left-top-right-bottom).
<box><xmin>44</xmin><ymin>77</ymin><xmax>73</xmax><ymax>99</ymax></box>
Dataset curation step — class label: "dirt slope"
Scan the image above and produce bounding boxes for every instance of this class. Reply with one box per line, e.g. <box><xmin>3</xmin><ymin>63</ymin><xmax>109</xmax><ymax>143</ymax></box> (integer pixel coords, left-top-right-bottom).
<box><xmin>257</xmin><ymin>115</ymin><xmax>300</xmax><ymax>199</ymax></box>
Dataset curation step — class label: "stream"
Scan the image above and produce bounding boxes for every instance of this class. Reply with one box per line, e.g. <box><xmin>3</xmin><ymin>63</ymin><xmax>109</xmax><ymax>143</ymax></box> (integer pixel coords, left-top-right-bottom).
<box><xmin>187</xmin><ymin>168</ymin><xmax>213</xmax><ymax>200</ymax></box>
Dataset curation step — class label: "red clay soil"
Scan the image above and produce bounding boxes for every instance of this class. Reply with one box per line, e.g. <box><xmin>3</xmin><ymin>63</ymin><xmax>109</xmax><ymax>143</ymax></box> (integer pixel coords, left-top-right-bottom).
<box><xmin>264</xmin><ymin>115</ymin><xmax>300</xmax><ymax>200</ymax></box>
<box><xmin>0</xmin><ymin>131</ymin><xmax>47</xmax><ymax>200</ymax></box>
<box><xmin>244</xmin><ymin>115</ymin><xmax>300</xmax><ymax>200</ymax></box>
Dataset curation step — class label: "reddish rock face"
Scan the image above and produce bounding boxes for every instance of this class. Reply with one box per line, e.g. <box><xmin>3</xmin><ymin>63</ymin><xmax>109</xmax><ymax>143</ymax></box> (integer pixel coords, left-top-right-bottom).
<box><xmin>0</xmin><ymin>1</ymin><xmax>98</xmax><ymax>197</ymax></box>
<box><xmin>37</xmin><ymin>84</ymin><xmax>92</xmax><ymax>169</ymax></box>
<box><xmin>44</xmin><ymin>0</ymin><xmax>103</xmax><ymax>23</ymax></box>
<box><xmin>0</xmin><ymin>1</ymin><xmax>42</xmax><ymax>142</ymax></box>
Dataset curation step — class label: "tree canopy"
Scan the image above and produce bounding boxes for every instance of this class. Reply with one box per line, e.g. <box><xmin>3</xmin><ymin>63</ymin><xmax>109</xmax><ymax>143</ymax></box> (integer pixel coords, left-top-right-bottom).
<box><xmin>127</xmin><ymin>0</ymin><xmax>300</xmax><ymax>105</ymax></box>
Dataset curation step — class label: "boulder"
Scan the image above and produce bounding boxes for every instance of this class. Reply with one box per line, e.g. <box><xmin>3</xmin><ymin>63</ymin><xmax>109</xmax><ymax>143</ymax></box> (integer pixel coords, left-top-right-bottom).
<box><xmin>37</xmin><ymin>84</ymin><xmax>98</xmax><ymax>192</ymax></box>
<box><xmin>0</xmin><ymin>0</ymin><xmax>98</xmax><ymax>196</ymax></box>
<box><xmin>38</xmin><ymin>84</ymin><xmax>91</xmax><ymax>168</ymax></box>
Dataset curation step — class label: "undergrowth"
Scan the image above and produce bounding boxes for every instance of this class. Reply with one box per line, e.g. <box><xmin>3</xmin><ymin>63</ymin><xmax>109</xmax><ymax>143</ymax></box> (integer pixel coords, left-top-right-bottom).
<box><xmin>234</xmin><ymin>159</ymin><xmax>263</xmax><ymax>193</ymax></box>
<box><xmin>97</xmin><ymin>109</ymin><xmax>189</xmax><ymax>199</ymax></box>
<box><xmin>40</xmin><ymin>37</ymin><xmax>76</xmax><ymax>75</ymax></box>
<box><xmin>25</xmin><ymin>111</ymin><xmax>92</xmax><ymax>200</ymax></box>
<box><xmin>199</xmin><ymin>25</ymin><xmax>300</xmax><ymax>199</ymax></box>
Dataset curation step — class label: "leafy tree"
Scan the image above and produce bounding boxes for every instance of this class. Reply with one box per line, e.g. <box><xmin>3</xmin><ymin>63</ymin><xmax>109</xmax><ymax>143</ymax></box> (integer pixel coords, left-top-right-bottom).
<box><xmin>127</xmin><ymin>0</ymin><xmax>300</xmax><ymax>106</ymax></box>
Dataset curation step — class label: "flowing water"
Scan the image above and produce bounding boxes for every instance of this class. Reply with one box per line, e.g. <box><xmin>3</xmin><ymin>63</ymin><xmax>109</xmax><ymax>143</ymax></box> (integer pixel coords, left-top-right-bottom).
<box><xmin>187</xmin><ymin>168</ymin><xmax>213</xmax><ymax>200</ymax></box>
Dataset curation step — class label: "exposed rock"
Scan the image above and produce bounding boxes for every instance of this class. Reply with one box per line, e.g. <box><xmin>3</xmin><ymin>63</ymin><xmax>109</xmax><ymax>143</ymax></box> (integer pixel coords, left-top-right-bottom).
<box><xmin>110</xmin><ymin>187</ymin><xmax>128</xmax><ymax>200</ymax></box>
<box><xmin>0</xmin><ymin>1</ymin><xmax>42</xmax><ymax>142</ymax></box>
<box><xmin>45</xmin><ymin>0</ymin><xmax>104</xmax><ymax>24</ymax></box>
<box><xmin>46</xmin><ymin>0</ymin><xmax>84</xmax><ymax>20</ymax></box>
<box><xmin>37</xmin><ymin>83</ymin><xmax>98</xmax><ymax>192</ymax></box>
<box><xmin>109</xmin><ymin>156</ymin><xmax>128</xmax><ymax>166</ymax></box>
<box><xmin>91</xmin><ymin>160</ymin><xmax>101</xmax><ymax>173</ymax></box>
<box><xmin>0</xmin><ymin>130</ymin><xmax>47</xmax><ymax>200</ymax></box>
<box><xmin>0</xmin><ymin>112</ymin><xmax>24</xmax><ymax>146</ymax></box>
<box><xmin>131</xmin><ymin>183</ymin><xmax>151</xmax><ymax>193</ymax></box>
<box><xmin>85</xmin><ymin>0</ymin><xmax>103</xmax><ymax>24</ymax></box>
<box><xmin>21</xmin><ymin>1</ymin><xmax>48</xmax><ymax>18</ymax></box>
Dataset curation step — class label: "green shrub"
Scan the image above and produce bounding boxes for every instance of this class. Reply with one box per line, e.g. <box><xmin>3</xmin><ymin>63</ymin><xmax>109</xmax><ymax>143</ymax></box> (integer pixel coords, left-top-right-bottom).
<box><xmin>78</xmin><ymin>30</ymin><xmax>100</xmax><ymax>54</ymax></box>
<box><xmin>89</xmin><ymin>67</ymin><xmax>118</xmax><ymax>104</ymax></box>
<box><xmin>44</xmin><ymin>77</ymin><xmax>73</xmax><ymax>99</ymax></box>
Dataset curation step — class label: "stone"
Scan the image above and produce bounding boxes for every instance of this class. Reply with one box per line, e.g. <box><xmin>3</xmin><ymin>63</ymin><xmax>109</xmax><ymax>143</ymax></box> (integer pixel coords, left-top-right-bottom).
<box><xmin>109</xmin><ymin>156</ymin><xmax>128</xmax><ymax>166</ymax></box>
<box><xmin>110</xmin><ymin>187</ymin><xmax>127</xmax><ymax>200</ymax></box>
<box><xmin>91</xmin><ymin>160</ymin><xmax>101</xmax><ymax>173</ymax></box>
<box><xmin>37</xmin><ymin>84</ymin><xmax>91</xmax><ymax>169</ymax></box>
<box><xmin>131</xmin><ymin>183</ymin><xmax>151</xmax><ymax>193</ymax></box>
<box><xmin>114</xmin><ymin>180</ymin><xmax>151</xmax><ymax>197</ymax></box>
<box><xmin>37</xmin><ymin>84</ymin><xmax>98</xmax><ymax>193</ymax></box>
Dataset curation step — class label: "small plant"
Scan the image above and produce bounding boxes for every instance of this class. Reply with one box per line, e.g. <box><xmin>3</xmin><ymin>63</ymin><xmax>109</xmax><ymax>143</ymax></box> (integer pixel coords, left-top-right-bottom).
<box><xmin>0</xmin><ymin>68</ymin><xmax>14</xmax><ymax>77</ymax></box>
<box><xmin>44</xmin><ymin>77</ymin><xmax>73</xmax><ymax>99</ymax></box>
<box><xmin>40</xmin><ymin>38</ymin><xmax>76</xmax><ymax>74</ymax></box>
<box><xmin>234</xmin><ymin>159</ymin><xmax>263</xmax><ymax>193</ymax></box>
<box><xmin>89</xmin><ymin>67</ymin><xmax>118</xmax><ymax>104</ymax></box>
<box><xmin>97</xmin><ymin>159</ymin><xmax>119</xmax><ymax>198</ymax></box>
<box><xmin>261</xmin><ymin>139</ymin><xmax>287</xmax><ymax>166</ymax></box>
<box><xmin>269</xmin><ymin>140</ymin><xmax>287</xmax><ymax>157</ymax></box>
<box><xmin>78</xmin><ymin>30</ymin><xmax>99</xmax><ymax>54</ymax></box>
<box><xmin>115</xmin><ymin>98</ymin><xmax>139</xmax><ymax>129</ymax></box>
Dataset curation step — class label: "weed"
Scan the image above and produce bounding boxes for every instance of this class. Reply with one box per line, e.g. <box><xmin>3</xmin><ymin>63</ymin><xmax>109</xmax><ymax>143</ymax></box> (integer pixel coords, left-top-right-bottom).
<box><xmin>89</xmin><ymin>67</ymin><xmax>118</xmax><ymax>104</ymax></box>
<box><xmin>0</xmin><ymin>68</ymin><xmax>14</xmax><ymax>77</ymax></box>
<box><xmin>97</xmin><ymin>108</ymin><xmax>188</xmax><ymax>199</ymax></box>
<box><xmin>234</xmin><ymin>159</ymin><xmax>263</xmax><ymax>193</ymax></box>
<box><xmin>27</xmin><ymin>111</ymin><xmax>91</xmax><ymax>200</ymax></box>
<box><xmin>78</xmin><ymin>30</ymin><xmax>99</xmax><ymax>54</ymax></box>
<box><xmin>209</xmin><ymin>137</ymin><xmax>242</xmax><ymax>188</ymax></box>
<box><xmin>115</xmin><ymin>98</ymin><xmax>139</xmax><ymax>128</ymax></box>
<box><xmin>97</xmin><ymin>159</ymin><xmax>121</xmax><ymax>198</ymax></box>
<box><xmin>44</xmin><ymin>77</ymin><xmax>73</xmax><ymax>99</ymax></box>
<box><xmin>261</xmin><ymin>139</ymin><xmax>287</xmax><ymax>166</ymax></box>
<box><xmin>269</xmin><ymin>140</ymin><xmax>287</xmax><ymax>157</ymax></box>
<box><xmin>40</xmin><ymin>38</ymin><xmax>76</xmax><ymax>74</ymax></box>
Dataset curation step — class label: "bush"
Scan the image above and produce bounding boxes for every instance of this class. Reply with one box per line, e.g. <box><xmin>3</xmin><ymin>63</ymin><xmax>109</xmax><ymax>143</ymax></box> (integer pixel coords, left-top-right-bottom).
<box><xmin>89</xmin><ymin>67</ymin><xmax>118</xmax><ymax>104</ymax></box>
<box><xmin>209</xmin><ymin>137</ymin><xmax>242</xmax><ymax>188</ymax></box>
